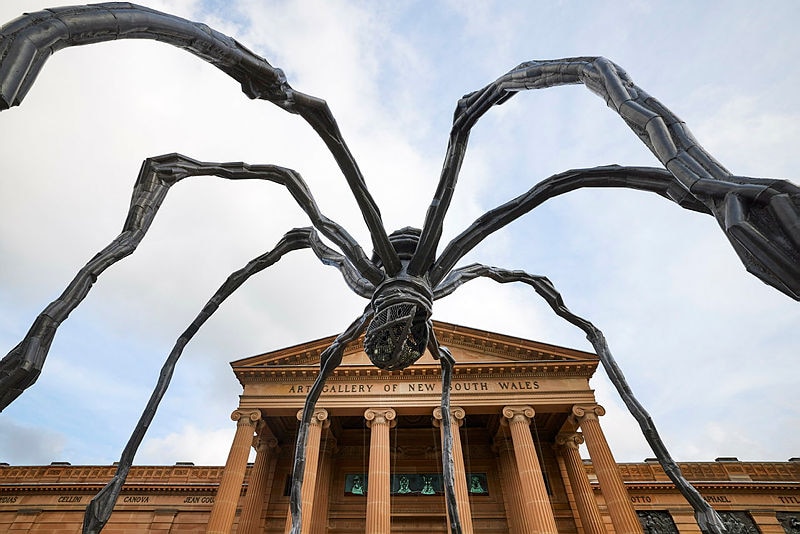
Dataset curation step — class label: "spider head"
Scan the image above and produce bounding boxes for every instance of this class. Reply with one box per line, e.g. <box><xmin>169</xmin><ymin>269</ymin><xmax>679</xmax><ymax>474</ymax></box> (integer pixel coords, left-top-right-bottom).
<box><xmin>364</xmin><ymin>277</ymin><xmax>432</xmax><ymax>370</ymax></box>
<box><xmin>365</xmin><ymin>227</ymin><xmax>432</xmax><ymax>370</ymax></box>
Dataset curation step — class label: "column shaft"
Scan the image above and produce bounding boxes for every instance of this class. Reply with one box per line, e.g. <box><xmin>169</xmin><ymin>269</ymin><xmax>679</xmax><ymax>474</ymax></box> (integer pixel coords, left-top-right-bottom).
<box><xmin>207</xmin><ymin>409</ymin><xmax>261</xmax><ymax>534</ymax></box>
<box><xmin>298</xmin><ymin>408</ymin><xmax>329</xmax><ymax>534</ymax></box>
<box><xmin>311</xmin><ymin>432</ymin><xmax>337</xmax><ymax>534</ymax></box>
<box><xmin>434</xmin><ymin>407</ymin><xmax>474</xmax><ymax>534</ymax></box>
<box><xmin>556</xmin><ymin>432</ymin><xmax>607</xmax><ymax>534</ymax></box>
<box><xmin>573</xmin><ymin>405</ymin><xmax>642</xmax><ymax>534</ymax></box>
<box><xmin>365</xmin><ymin>408</ymin><xmax>396</xmax><ymax>534</ymax></box>
<box><xmin>502</xmin><ymin>405</ymin><xmax>558</xmax><ymax>534</ymax></box>
<box><xmin>239</xmin><ymin>429</ymin><xmax>278</xmax><ymax>534</ymax></box>
<box><xmin>495</xmin><ymin>434</ymin><xmax>525</xmax><ymax>534</ymax></box>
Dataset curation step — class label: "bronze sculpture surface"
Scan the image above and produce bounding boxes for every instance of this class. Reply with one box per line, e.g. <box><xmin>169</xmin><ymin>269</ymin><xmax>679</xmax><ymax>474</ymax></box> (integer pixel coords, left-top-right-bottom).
<box><xmin>0</xmin><ymin>3</ymin><xmax>798</xmax><ymax>534</ymax></box>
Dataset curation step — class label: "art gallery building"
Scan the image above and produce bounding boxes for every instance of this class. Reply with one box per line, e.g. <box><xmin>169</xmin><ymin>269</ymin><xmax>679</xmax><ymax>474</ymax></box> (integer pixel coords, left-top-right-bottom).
<box><xmin>1</xmin><ymin>322</ymin><xmax>798</xmax><ymax>533</ymax></box>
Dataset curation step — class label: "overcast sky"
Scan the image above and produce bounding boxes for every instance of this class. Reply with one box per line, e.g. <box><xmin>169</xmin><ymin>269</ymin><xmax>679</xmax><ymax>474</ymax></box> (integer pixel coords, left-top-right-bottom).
<box><xmin>0</xmin><ymin>0</ymin><xmax>798</xmax><ymax>468</ymax></box>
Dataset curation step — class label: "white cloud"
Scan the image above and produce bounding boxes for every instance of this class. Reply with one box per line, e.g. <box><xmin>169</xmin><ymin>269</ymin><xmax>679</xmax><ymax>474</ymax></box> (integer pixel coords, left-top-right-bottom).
<box><xmin>138</xmin><ymin>423</ymin><xmax>245</xmax><ymax>465</ymax></box>
<box><xmin>0</xmin><ymin>418</ymin><xmax>66</xmax><ymax>464</ymax></box>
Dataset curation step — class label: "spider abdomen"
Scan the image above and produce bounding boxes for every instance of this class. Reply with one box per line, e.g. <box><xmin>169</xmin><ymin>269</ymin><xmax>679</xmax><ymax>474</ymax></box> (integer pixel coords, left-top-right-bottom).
<box><xmin>364</xmin><ymin>301</ymin><xmax>428</xmax><ymax>370</ymax></box>
<box><xmin>364</xmin><ymin>227</ymin><xmax>433</xmax><ymax>370</ymax></box>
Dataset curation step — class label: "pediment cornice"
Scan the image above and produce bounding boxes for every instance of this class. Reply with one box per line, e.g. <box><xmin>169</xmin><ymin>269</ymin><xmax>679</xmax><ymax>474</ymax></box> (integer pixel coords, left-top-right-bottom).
<box><xmin>232</xmin><ymin>321</ymin><xmax>598</xmax><ymax>385</ymax></box>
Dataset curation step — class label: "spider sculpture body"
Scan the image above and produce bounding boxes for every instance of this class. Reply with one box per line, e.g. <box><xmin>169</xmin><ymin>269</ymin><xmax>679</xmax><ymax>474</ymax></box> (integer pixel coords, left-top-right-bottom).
<box><xmin>0</xmin><ymin>4</ymin><xmax>798</xmax><ymax>534</ymax></box>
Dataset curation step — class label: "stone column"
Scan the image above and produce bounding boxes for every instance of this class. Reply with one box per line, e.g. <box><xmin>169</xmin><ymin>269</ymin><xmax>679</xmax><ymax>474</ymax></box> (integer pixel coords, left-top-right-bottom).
<box><xmin>239</xmin><ymin>424</ymin><xmax>279</xmax><ymax>534</ymax></box>
<box><xmin>364</xmin><ymin>407</ymin><xmax>396</xmax><ymax>534</ymax></box>
<box><xmin>207</xmin><ymin>408</ymin><xmax>262</xmax><ymax>534</ymax></box>
<box><xmin>501</xmin><ymin>405</ymin><xmax>558</xmax><ymax>534</ymax></box>
<box><xmin>433</xmin><ymin>406</ymin><xmax>474</xmax><ymax>534</ymax></box>
<box><xmin>556</xmin><ymin>432</ymin><xmax>607</xmax><ymax>534</ymax></box>
<box><xmin>572</xmin><ymin>405</ymin><xmax>642</xmax><ymax>534</ymax></box>
<box><xmin>288</xmin><ymin>408</ymin><xmax>330</xmax><ymax>534</ymax></box>
<box><xmin>311</xmin><ymin>430</ymin><xmax>338</xmax><ymax>534</ymax></box>
<box><xmin>494</xmin><ymin>433</ymin><xmax>525</xmax><ymax>534</ymax></box>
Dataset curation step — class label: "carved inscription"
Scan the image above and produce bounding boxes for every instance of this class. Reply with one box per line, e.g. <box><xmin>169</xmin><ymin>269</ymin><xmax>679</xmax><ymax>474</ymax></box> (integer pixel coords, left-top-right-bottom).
<box><xmin>779</xmin><ymin>496</ymin><xmax>800</xmax><ymax>504</ymax></box>
<box><xmin>707</xmin><ymin>496</ymin><xmax>732</xmax><ymax>503</ymax></box>
<box><xmin>0</xmin><ymin>496</ymin><xmax>17</xmax><ymax>503</ymax></box>
<box><xmin>58</xmin><ymin>496</ymin><xmax>82</xmax><ymax>503</ymax></box>
<box><xmin>497</xmin><ymin>381</ymin><xmax>539</xmax><ymax>390</ymax></box>
<box><xmin>183</xmin><ymin>496</ymin><xmax>215</xmax><ymax>504</ymax></box>
<box><xmin>631</xmin><ymin>496</ymin><xmax>653</xmax><ymax>503</ymax></box>
<box><xmin>122</xmin><ymin>496</ymin><xmax>150</xmax><ymax>503</ymax></box>
<box><xmin>286</xmin><ymin>380</ymin><xmax>540</xmax><ymax>395</ymax></box>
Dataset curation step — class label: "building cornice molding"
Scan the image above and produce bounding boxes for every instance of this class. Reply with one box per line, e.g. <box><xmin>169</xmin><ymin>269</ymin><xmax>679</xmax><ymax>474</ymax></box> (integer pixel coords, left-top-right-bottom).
<box><xmin>231</xmin><ymin>321</ymin><xmax>598</xmax><ymax>372</ymax></box>
<box><xmin>234</xmin><ymin>359</ymin><xmax>598</xmax><ymax>384</ymax></box>
<box><xmin>599</xmin><ymin>481</ymin><xmax>800</xmax><ymax>492</ymax></box>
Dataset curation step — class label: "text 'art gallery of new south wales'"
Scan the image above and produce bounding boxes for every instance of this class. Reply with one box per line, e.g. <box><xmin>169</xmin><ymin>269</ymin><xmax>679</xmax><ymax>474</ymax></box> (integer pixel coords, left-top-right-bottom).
<box><xmin>1</xmin><ymin>322</ymin><xmax>799</xmax><ymax>533</ymax></box>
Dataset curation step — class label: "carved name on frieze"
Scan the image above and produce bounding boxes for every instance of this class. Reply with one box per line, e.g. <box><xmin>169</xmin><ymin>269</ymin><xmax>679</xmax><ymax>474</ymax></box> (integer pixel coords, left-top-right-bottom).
<box><xmin>1</xmin><ymin>494</ymin><xmax>218</xmax><ymax>506</ymax></box>
<box><xmin>286</xmin><ymin>379</ymin><xmax>541</xmax><ymax>395</ymax></box>
<box><xmin>122</xmin><ymin>496</ymin><xmax>150</xmax><ymax>503</ymax></box>
<box><xmin>183</xmin><ymin>496</ymin><xmax>215</xmax><ymax>504</ymax></box>
<box><xmin>706</xmin><ymin>496</ymin><xmax>732</xmax><ymax>503</ymax></box>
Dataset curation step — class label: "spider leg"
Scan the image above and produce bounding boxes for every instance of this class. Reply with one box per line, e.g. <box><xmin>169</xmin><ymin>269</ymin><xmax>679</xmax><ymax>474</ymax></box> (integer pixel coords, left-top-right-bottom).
<box><xmin>0</xmin><ymin>3</ymin><xmax>400</xmax><ymax>273</ymax></box>
<box><xmin>0</xmin><ymin>153</ymin><xmax>380</xmax><ymax>410</ymax></box>
<box><xmin>428</xmin><ymin>329</ymin><xmax>463</xmax><ymax>534</ymax></box>
<box><xmin>141</xmin><ymin>156</ymin><xmax>385</xmax><ymax>285</ymax></box>
<box><xmin>289</xmin><ymin>308</ymin><xmax>373</xmax><ymax>534</ymax></box>
<box><xmin>713</xmin><ymin>186</ymin><xmax>800</xmax><ymax>299</ymax></box>
<box><xmin>80</xmin><ymin>227</ymin><xmax>369</xmax><ymax>533</ymax></box>
<box><xmin>434</xmin><ymin>263</ymin><xmax>726</xmax><ymax>534</ymax></box>
<box><xmin>431</xmin><ymin>163</ymin><xmax>797</xmax><ymax>297</ymax></box>
<box><xmin>0</xmin><ymin>154</ymin><xmax>187</xmax><ymax>409</ymax></box>
<box><xmin>413</xmin><ymin>56</ymin><xmax>799</xmax><ymax>299</ymax></box>
<box><xmin>409</xmin><ymin>60</ymin><xmax>587</xmax><ymax>276</ymax></box>
<box><xmin>429</xmin><ymin>165</ymin><xmax>709</xmax><ymax>285</ymax></box>
<box><xmin>426</xmin><ymin>164</ymin><xmax>799</xmax><ymax>297</ymax></box>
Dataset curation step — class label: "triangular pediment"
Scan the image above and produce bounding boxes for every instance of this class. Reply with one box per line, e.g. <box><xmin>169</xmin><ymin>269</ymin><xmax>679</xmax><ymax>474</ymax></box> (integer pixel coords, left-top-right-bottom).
<box><xmin>232</xmin><ymin>321</ymin><xmax>597</xmax><ymax>379</ymax></box>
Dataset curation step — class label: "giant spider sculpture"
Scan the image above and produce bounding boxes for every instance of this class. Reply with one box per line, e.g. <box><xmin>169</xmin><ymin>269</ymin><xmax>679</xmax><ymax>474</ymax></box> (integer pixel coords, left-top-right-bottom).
<box><xmin>0</xmin><ymin>4</ymin><xmax>798</xmax><ymax>534</ymax></box>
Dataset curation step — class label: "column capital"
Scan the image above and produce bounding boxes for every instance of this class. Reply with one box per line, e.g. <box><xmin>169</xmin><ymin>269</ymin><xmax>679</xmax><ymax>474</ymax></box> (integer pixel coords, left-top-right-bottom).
<box><xmin>253</xmin><ymin>434</ymin><xmax>279</xmax><ymax>453</ymax></box>
<box><xmin>571</xmin><ymin>404</ymin><xmax>606</xmax><ymax>424</ymax></box>
<box><xmin>502</xmin><ymin>405</ymin><xmax>536</xmax><ymax>425</ymax></box>
<box><xmin>297</xmin><ymin>408</ymin><xmax>330</xmax><ymax>429</ymax></box>
<box><xmin>555</xmin><ymin>432</ymin><xmax>585</xmax><ymax>452</ymax></box>
<box><xmin>432</xmin><ymin>406</ymin><xmax>466</xmax><ymax>428</ymax></box>
<box><xmin>231</xmin><ymin>409</ymin><xmax>261</xmax><ymax>426</ymax></box>
<box><xmin>364</xmin><ymin>407</ymin><xmax>397</xmax><ymax>428</ymax></box>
